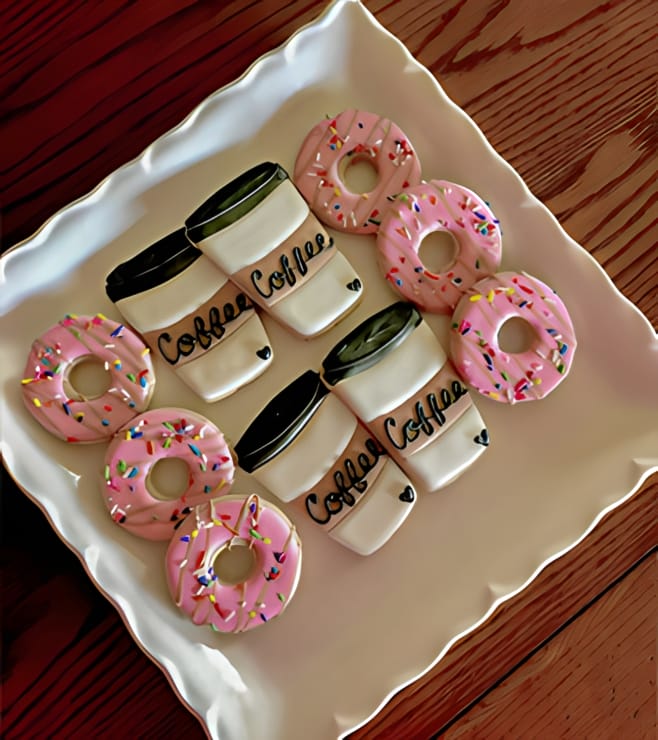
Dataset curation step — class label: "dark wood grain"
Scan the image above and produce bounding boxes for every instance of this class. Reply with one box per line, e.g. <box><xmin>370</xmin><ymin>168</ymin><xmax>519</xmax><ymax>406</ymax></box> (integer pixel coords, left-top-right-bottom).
<box><xmin>445</xmin><ymin>552</ymin><xmax>657</xmax><ymax>739</ymax></box>
<box><xmin>1</xmin><ymin>1</ymin><xmax>656</xmax><ymax>738</ymax></box>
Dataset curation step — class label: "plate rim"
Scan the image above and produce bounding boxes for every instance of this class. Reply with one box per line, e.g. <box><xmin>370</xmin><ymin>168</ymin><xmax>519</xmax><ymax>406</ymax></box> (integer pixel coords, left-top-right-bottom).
<box><xmin>2</xmin><ymin>2</ymin><xmax>657</xmax><ymax>738</ymax></box>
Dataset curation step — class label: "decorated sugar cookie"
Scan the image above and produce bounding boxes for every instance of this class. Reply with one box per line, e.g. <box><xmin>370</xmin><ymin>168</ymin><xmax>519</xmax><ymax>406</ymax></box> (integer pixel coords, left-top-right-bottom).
<box><xmin>165</xmin><ymin>494</ymin><xmax>302</xmax><ymax>633</ymax></box>
<box><xmin>322</xmin><ymin>302</ymin><xmax>490</xmax><ymax>491</ymax></box>
<box><xmin>294</xmin><ymin>109</ymin><xmax>422</xmax><ymax>234</ymax></box>
<box><xmin>377</xmin><ymin>180</ymin><xmax>502</xmax><ymax>313</ymax></box>
<box><xmin>21</xmin><ymin>313</ymin><xmax>154</xmax><ymax>443</ymax></box>
<box><xmin>185</xmin><ymin>162</ymin><xmax>363</xmax><ymax>338</ymax></box>
<box><xmin>106</xmin><ymin>229</ymin><xmax>273</xmax><ymax>403</ymax></box>
<box><xmin>102</xmin><ymin>408</ymin><xmax>235</xmax><ymax>540</ymax></box>
<box><xmin>235</xmin><ymin>371</ymin><xmax>416</xmax><ymax>556</ymax></box>
<box><xmin>450</xmin><ymin>271</ymin><xmax>577</xmax><ymax>403</ymax></box>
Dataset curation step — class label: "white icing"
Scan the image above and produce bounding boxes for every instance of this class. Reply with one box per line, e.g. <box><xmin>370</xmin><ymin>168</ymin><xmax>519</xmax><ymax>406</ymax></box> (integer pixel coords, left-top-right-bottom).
<box><xmin>400</xmin><ymin>403</ymin><xmax>487</xmax><ymax>491</ymax></box>
<box><xmin>330</xmin><ymin>458</ymin><xmax>416</xmax><ymax>556</ymax></box>
<box><xmin>175</xmin><ymin>312</ymin><xmax>272</xmax><ymax>402</ymax></box>
<box><xmin>192</xmin><ymin>179</ymin><xmax>309</xmax><ymax>274</ymax></box>
<box><xmin>329</xmin><ymin>321</ymin><xmax>446</xmax><ymax>422</ymax></box>
<box><xmin>114</xmin><ymin>255</ymin><xmax>229</xmax><ymax>332</ymax></box>
<box><xmin>251</xmin><ymin>394</ymin><xmax>357</xmax><ymax>502</ymax></box>
<box><xmin>269</xmin><ymin>251</ymin><xmax>362</xmax><ymax>337</ymax></box>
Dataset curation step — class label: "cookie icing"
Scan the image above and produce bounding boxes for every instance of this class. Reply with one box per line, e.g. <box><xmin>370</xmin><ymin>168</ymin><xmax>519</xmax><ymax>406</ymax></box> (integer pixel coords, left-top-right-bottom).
<box><xmin>235</xmin><ymin>371</ymin><xmax>416</xmax><ymax>555</ymax></box>
<box><xmin>21</xmin><ymin>313</ymin><xmax>154</xmax><ymax>443</ymax></box>
<box><xmin>106</xmin><ymin>229</ymin><xmax>272</xmax><ymax>402</ymax></box>
<box><xmin>165</xmin><ymin>495</ymin><xmax>302</xmax><ymax>633</ymax></box>
<box><xmin>368</xmin><ymin>362</ymin><xmax>471</xmax><ymax>458</ymax></box>
<box><xmin>450</xmin><ymin>271</ymin><xmax>577</xmax><ymax>403</ymax></box>
<box><xmin>377</xmin><ymin>180</ymin><xmax>502</xmax><ymax>313</ymax></box>
<box><xmin>231</xmin><ymin>213</ymin><xmax>335</xmax><ymax>306</ymax></box>
<box><xmin>294</xmin><ymin>109</ymin><xmax>422</xmax><ymax>234</ymax></box>
<box><xmin>143</xmin><ymin>279</ymin><xmax>253</xmax><ymax>366</ymax></box>
<box><xmin>185</xmin><ymin>162</ymin><xmax>363</xmax><ymax>337</ymax></box>
<box><xmin>322</xmin><ymin>302</ymin><xmax>489</xmax><ymax>491</ymax></box>
<box><xmin>323</xmin><ymin>304</ymin><xmax>446</xmax><ymax>422</ymax></box>
<box><xmin>102</xmin><ymin>408</ymin><xmax>235</xmax><ymax>540</ymax></box>
<box><xmin>303</xmin><ymin>425</ymin><xmax>389</xmax><ymax>527</ymax></box>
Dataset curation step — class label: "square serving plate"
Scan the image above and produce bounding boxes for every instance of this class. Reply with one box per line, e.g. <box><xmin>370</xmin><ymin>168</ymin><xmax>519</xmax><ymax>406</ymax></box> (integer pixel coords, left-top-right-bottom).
<box><xmin>1</xmin><ymin>1</ymin><xmax>657</xmax><ymax>738</ymax></box>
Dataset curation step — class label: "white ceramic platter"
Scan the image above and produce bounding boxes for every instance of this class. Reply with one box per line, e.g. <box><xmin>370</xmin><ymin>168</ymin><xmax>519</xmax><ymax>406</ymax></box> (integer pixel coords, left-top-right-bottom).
<box><xmin>1</xmin><ymin>1</ymin><xmax>657</xmax><ymax>738</ymax></box>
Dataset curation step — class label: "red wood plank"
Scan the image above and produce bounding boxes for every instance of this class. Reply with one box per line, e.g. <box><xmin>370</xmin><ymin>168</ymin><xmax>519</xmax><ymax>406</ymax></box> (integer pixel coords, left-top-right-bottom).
<box><xmin>1</xmin><ymin>1</ymin><xmax>656</xmax><ymax>737</ymax></box>
<box><xmin>444</xmin><ymin>553</ymin><xmax>657</xmax><ymax>738</ymax></box>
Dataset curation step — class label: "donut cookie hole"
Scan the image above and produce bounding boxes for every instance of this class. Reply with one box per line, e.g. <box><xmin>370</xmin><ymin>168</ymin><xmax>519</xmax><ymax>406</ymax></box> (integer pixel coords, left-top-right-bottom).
<box><xmin>146</xmin><ymin>457</ymin><xmax>190</xmax><ymax>501</ymax></box>
<box><xmin>497</xmin><ymin>316</ymin><xmax>537</xmax><ymax>355</ymax></box>
<box><xmin>339</xmin><ymin>156</ymin><xmax>379</xmax><ymax>195</ymax></box>
<box><xmin>213</xmin><ymin>539</ymin><xmax>259</xmax><ymax>586</ymax></box>
<box><xmin>418</xmin><ymin>230</ymin><xmax>459</xmax><ymax>275</ymax></box>
<box><xmin>64</xmin><ymin>355</ymin><xmax>111</xmax><ymax>400</ymax></box>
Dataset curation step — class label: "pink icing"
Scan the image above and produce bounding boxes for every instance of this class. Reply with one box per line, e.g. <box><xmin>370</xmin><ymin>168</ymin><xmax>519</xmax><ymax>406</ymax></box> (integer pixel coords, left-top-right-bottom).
<box><xmin>102</xmin><ymin>407</ymin><xmax>235</xmax><ymax>540</ymax></box>
<box><xmin>450</xmin><ymin>272</ymin><xmax>577</xmax><ymax>403</ymax></box>
<box><xmin>377</xmin><ymin>180</ymin><xmax>502</xmax><ymax>313</ymax></box>
<box><xmin>166</xmin><ymin>495</ymin><xmax>302</xmax><ymax>633</ymax></box>
<box><xmin>21</xmin><ymin>313</ymin><xmax>154</xmax><ymax>443</ymax></box>
<box><xmin>293</xmin><ymin>109</ymin><xmax>422</xmax><ymax>234</ymax></box>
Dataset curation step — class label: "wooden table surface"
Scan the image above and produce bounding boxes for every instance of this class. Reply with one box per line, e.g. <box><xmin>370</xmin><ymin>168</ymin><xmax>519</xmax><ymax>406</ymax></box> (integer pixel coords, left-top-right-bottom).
<box><xmin>2</xmin><ymin>1</ymin><xmax>656</xmax><ymax>737</ymax></box>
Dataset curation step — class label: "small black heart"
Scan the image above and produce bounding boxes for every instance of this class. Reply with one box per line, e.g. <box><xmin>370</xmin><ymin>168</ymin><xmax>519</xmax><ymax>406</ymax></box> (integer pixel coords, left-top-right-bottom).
<box><xmin>346</xmin><ymin>279</ymin><xmax>362</xmax><ymax>292</ymax></box>
<box><xmin>473</xmin><ymin>428</ymin><xmax>489</xmax><ymax>446</ymax></box>
<box><xmin>399</xmin><ymin>486</ymin><xmax>415</xmax><ymax>503</ymax></box>
<box><xmin>256</xmin><ymin>346</ymin><xmax>272</xmax><ymax>360</ymax></box>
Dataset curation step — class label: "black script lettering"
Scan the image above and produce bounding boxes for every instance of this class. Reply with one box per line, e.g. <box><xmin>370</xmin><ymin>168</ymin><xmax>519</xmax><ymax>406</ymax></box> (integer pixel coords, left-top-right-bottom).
<box><xmin>317</xmin><ymin>232</ymin><xmax>333</xmax><ymax>251</ymax></box>
<box><xmin>208</xmin><ymin>306</ymin><xmax>225</xmax><ymax>334</ymax></box>
<box><xmin>279</xmin><ymin>255</ymin><xmax>296</xmax><ymax>285</ymax></box>
<box><xmin>305</xmin><ymin>437</ymin><xmax>384</xmax><ymax>526</ymax></box>
<box><xmin>251</xmin><ymin>232</ymin><xmax>334</xmax><ymax>300</ymax></box>
<box><xmin>157</xmin><ymin>332</ymin><xmax>179</xmax><ymax>364</ymax></box>
<box><xmin>271</xmin><ymin>270</ymin><xmax>288</xmax><ymax>291</ymax></box>
<box><xmin>451</xmin><ymin>379</ymin><xmax>466</xmax><ymax>399</ymax></box>
<box><xmin>384</xmin><ymin>382</ymin><xmax>468</xmax><ymax>450</ymax></box>
<box><xmin>193</xmin><ymin>315</ymin><xmax>213</xmax><ymax>351</ymax></box>
<box><xmin>157</xmin><ymin>292</ymin><xmax>254</xmax><ymax>365</ymax></box>
<box><xmin>236</xmin><ymin>293</ymin><xmax>251</xmax><ymax>313</ymax></box>
<box><xmin>291</xmin><ymin>246</ymin><xmax>308</xmax><ymax>276</ymax></box>
<box><xmin>221</xmin><ymin>302</ymin><xmax>235</xmax><ymax>323</ymax></box>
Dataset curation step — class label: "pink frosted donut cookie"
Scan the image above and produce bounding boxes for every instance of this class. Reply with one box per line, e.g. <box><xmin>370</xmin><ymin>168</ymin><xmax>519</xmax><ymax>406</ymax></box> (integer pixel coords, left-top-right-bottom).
<box><xmin>377</xmin><ymin>180</ymin><xmax>502</xmax><ymax>313</ymax></box>
<box><xmin>450</xmin><ymin>272</ymin><xmax>577</xmax><ymax>403</ymax></box>
<box><xmin>21</xmin><ymin>313</ymin><xmax>154</xmax><ymax>443</ymax></box>
<box><xmin>102</xmin><ymin>408</ymin><xmax>235</xmax><ymax>540</ymax></box>
<box><xmin>166</xmin><ymin>494</ymin><xmax>302</xmax><ymax>633</ymax></box>
<box><xmin>294</xmin><ymin>109</ymin><xmax>422</xmax><ymax>234</ymax></box>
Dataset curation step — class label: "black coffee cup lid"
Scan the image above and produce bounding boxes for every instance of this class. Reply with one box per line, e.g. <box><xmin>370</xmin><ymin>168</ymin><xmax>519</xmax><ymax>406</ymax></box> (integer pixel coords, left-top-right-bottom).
<box><xmin>322</xmin><ymin>302</ymin><xmax>422</xmax><ymax>386</ymax></box>
<box><xmin>105</xmin><ymin>228</ymin><xmax>201</xmax><ymax>303</ymax></box>
<box><xmin>185</xmin><ymin>162</ymin><xmax>288</xmax><ymax>243</ymax></box>
<box><xmin>235</xmin><ymin>370</ymin><xmax>329</xmax><ymax>473</ymax></box>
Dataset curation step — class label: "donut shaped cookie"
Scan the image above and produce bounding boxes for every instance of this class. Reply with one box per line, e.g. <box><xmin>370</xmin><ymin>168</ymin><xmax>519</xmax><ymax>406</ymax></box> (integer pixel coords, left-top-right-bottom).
<box><xmin>166</xmin><ymin>494</ymin><xmax>302</xmax><ymax>633</ymax></box>
<box><xmin>450</xmin><ymin>272</ymin><xmax>577</xmax><ymax>403</ymax></box>
<box><xmin>294</xmin><ymin>110</ymin><xmax>422</xmax><ymax>234</ymax></box>
<box><xmin>102</xmin><ymin>408</ymin><xmax>235</xmax><ymax>540</ymax></box>
<box><xmin>21</xmin><ymin>313</ymin><xmax>154</xmax><ymax>443</ymax></box>
<box><xmin>377</xmin><ymin>180</ymin><xmax>502</xmax><ymax>313</ymax></box>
